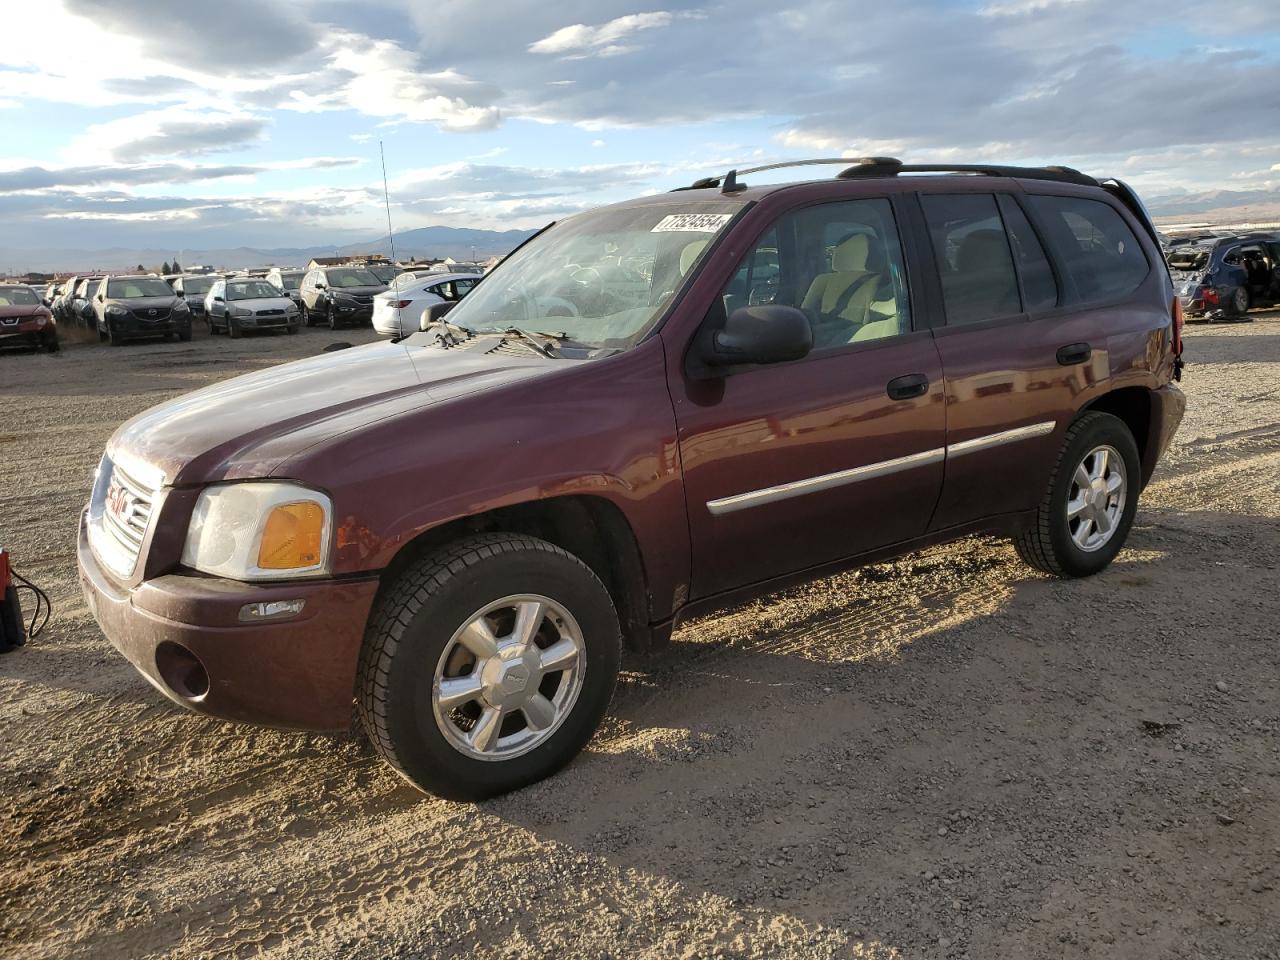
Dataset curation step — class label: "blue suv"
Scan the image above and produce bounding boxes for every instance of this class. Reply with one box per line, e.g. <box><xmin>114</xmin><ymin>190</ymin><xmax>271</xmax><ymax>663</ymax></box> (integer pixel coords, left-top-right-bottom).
<box><xmin>1168</xmin><ymin>233</ymin><xmax>1280</xmax><ymax>321</ymax></box>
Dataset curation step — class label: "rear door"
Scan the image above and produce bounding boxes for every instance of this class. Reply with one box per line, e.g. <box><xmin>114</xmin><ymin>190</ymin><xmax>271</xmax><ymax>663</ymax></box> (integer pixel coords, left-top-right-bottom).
<box><xmin>668</xmin><ymin>194</ymin><xmax>947</xmax><ymax>598</ymax></box>
<box><xmin>922</xmin><ymin>188</ymin><xmax>1156</xmax><ymax>531</ymax></box>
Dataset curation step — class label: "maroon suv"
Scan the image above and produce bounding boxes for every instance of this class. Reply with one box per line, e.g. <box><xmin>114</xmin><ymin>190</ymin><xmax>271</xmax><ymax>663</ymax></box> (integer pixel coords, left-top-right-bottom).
<box><xmin>0</xmin><ymin>285</ymin><xmax>59</xmax><ymax>352</ymax></box>
<box><xmin>78</xmin><ymin>158</ymin><xmax>1185</xmax><ymax>799</ymax></box>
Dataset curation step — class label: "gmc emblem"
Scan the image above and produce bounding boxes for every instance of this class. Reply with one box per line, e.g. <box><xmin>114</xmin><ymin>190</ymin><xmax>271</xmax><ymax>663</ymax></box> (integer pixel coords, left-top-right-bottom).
<box><xmin>105</xmin><ymin>483</ymin><xmax>130</xmax><ymax>521</ymax></box>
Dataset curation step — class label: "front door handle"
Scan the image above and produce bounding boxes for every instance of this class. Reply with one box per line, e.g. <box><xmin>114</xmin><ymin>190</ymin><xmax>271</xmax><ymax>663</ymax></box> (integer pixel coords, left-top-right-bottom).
<box><xmin>886</xmin><ymin>373</ymin><xmax>929</xmax><ymax>401</ymax></box>
<box><xmin>1056</xmin><ymin>342</ymin><xmax>1092</xmax><ymax>366</ymax></box>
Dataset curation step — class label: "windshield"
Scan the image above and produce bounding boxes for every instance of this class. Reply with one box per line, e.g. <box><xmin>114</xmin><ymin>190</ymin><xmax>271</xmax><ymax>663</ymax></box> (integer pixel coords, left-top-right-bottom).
<box><xmin>275</xmin><ymin>272</ymin><xmax>303</xmax><ymax>290</ymax></box>
<box><xmin>443</xmin><ymin>202</ymin><xmax>741</xmax><ymax>349</ymax></box>
<box><xmin>182</xmin><ymin>277</ymin><xmax>214</xmax><ymax>295</ymax></box>
<box><xmin>227</xmin><ymin>280</ymin><xmax>284</xmax><ymax>301</ymax></box>
<box><xmin>327</xmin><ymin>268</ymin><xmax>379</xmax><ymax>288</ymax></box>
<box><xmin>107</xmin><ymin>278</ymin><xmax>172</xmax><ymax>298</ymax></box>
<box><xmin>363</xmin><ymin>264</ymin><xmax>395</xmax><ymax>282</ymax></box>
<box><xmin>0</xmin><ymin>287</ymin><xmax>39</xmax><ymax>306</ymax></box>
<box><xmin>1167</xmin><ymin>247</ymin><xmax>1210</xmax><ymax>272</ymax></box>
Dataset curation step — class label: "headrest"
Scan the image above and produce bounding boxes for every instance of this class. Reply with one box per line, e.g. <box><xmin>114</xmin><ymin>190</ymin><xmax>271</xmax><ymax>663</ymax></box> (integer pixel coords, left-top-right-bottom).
<box><xmin>832</xmin><ymin>233</ymin><xmax>871</xmax><ymax>272</ymax></box>
<box><xmin>956</xmin><ymin>229</ymin><xmax>1010</xmax><ymax>273</ymax></box>
<box><xmin>680</xmin><ymin>239</ymin><xmax>709</xmax><ymax>275</ymax></box>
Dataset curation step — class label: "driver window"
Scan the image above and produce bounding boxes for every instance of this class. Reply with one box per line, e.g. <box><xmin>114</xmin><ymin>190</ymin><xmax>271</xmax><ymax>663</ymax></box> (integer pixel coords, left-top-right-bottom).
<box><xmin>720</xmin><ymin>198</ymin><xmax>912</xmax><ymax>353</ymax></box>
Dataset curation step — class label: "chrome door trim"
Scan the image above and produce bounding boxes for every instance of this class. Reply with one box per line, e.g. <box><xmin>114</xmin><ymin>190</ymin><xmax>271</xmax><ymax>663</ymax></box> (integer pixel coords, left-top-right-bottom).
<box><xmin>706</xmin><ymin>447</ymin><xmax>946</xmax><ymax>516</ymax></box>
<box><xmin>946</xmin><ymin>420</ymin><xmax>1056</xmax><ymax>457</ymax></box>
<box><xmin>703</xmin><ymin>420</ymin><xmax>1057</xmax><ymax>515</ymax></box>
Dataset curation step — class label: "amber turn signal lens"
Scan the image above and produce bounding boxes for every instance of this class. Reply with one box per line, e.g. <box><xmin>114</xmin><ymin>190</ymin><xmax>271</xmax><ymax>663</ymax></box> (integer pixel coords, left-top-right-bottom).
<box><xmin>257</xmin><ymin>501</ymin><xmax>325</xmax><ymax>570</ymax></box>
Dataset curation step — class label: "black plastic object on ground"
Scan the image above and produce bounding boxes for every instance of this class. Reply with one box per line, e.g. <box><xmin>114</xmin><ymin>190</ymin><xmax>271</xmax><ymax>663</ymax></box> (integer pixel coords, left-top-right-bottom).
<box><xmin>1</xmin><ymin>549</ymin><xmax>51</xmax><ymax>652</ymax></box>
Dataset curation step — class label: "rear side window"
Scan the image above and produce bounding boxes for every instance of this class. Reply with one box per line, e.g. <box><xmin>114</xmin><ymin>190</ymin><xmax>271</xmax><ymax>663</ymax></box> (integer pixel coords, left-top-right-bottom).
<box><xmin>997</xmin><ymin>196</ymin><xmax>1058</xmax><ymax>312</ymax></box>
<box><xmin>1026</xmin><ymin>195</ymin><xmax>1149</xmax><ymax>304</ymax></box>
<box><xmin>921</xmin><ymin>194</ymin><xmax>1021</xmax><ymax>325</ymax></box>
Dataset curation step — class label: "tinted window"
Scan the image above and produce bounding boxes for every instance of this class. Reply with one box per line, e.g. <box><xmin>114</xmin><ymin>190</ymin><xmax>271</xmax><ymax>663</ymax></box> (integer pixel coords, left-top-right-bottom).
<box><xmin>921</xmin><ymin>194</ymin><xmax>1020</xmax><ymax>325</ymax></box>
<box><xmin>0</xmin><ymin>287</ymin><xmax>39</xmax><ymax>306</ymax></box>
<box><xmin>327</xmin><ymin>268</ymin><xmax>379</xmax><ymax>287</ymax></box>
<box><xmin>107</xmin><ymin>278</ymin><xmax>172</xmax><ymax>298</ymax></box>
<box><xmin>1026</xmin><ymin>195</ymin><xmax>1148</xmax><ymax>304</ymax></box>
<box><xmin>998</xmin><ymin>196</ymin><xmax>1058</xmax><ymax>312</ymax></box>
<box><xmin>721</xmin><ymin>198</ymin><xmax>912</xmax><ymax>353</ymax></box>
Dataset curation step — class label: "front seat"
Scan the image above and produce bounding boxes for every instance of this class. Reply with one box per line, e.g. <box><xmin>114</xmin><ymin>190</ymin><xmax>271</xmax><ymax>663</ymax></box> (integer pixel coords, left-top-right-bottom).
<box><xmin>946</xmin><ymin>229</ymin><xmax>1020</xmax><ymax>320</ymax></box>
<box><xmin>801</xmin><ymin>233</ymin><xmax>882</xmax><ymax>326</ymax></box>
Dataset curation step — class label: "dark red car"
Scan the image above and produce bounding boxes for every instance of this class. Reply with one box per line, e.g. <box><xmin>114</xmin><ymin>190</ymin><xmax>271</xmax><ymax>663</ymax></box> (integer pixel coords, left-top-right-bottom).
<box><xmin>0</xmin><ymin>285</ymin><xmax>59</xmax><ymax>352</ymax></box>
<box><xmin>78</xmin><ymin>158</ymin><xmax>1185</xmax><ymax>799</ymax></box>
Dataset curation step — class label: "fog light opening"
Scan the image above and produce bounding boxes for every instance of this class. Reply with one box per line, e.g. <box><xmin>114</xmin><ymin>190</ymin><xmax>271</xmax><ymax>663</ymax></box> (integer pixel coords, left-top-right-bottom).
<box><xmin>155</xmin><ymin>641</ymin><xmax>210</xmax><ymax>700</ymax></box>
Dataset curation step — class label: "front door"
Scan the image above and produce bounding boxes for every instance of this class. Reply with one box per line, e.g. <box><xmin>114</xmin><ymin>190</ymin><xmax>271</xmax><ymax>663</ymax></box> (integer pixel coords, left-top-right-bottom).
<box><xmin>668</xmin><ymin>196</ymin><xmax>947</xmax><ymax>599</ymax></box>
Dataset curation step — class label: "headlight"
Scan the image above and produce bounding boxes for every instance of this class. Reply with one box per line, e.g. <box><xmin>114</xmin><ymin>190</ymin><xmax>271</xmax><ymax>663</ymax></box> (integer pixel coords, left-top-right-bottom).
<box><xmin>230</xmin><ymin>306</ymin><xmax>253</xmax><ymax>318</ymax></box>
<box><xmin>181</xmin><ymin>482</ymin><xmax>332</xmax><ymax>581</ymax></box>
<box><xmin>285</xmin><ymin>301</ymin><xmax>299</xmax><ymax>313</ymax></box>
<box><xmin>106</xmin><ymin>304</ymin><xmax>127</xmax><ymax>317</ymax></box>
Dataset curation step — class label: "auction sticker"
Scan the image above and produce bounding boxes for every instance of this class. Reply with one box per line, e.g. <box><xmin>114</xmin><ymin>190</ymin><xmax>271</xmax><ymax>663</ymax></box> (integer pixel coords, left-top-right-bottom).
<box><xmin>651</xmin><ymin>213</ymin><xmax>735</xmax><ymax>233</ymax></box>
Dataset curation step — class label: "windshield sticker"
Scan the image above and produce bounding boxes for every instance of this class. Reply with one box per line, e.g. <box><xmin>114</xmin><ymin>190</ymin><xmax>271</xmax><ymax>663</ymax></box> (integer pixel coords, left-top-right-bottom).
<box><xmin>651</xmin><ymin>213</ymin><xmax>735</xmax><ymax>234</ymax></box>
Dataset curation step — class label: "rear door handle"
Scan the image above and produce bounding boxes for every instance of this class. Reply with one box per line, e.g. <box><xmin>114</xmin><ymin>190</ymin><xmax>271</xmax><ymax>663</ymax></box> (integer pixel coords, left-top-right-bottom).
<box><xmin>1056</xmin><ymin>342</ymin><xmax>1091</xmax><ymax>366</ymax></box>
<box><xmin>886</xmin><ymin>373</ymin><xmax>929</xmax><ymax>401</ymax></box>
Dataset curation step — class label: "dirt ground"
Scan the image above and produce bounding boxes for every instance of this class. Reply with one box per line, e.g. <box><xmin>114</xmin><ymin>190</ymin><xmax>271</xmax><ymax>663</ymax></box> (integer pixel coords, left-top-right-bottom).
<box><xmin>1</xmin><ymin>313</ymin><xmax>1278</xmax><ymax>960</ymax></box>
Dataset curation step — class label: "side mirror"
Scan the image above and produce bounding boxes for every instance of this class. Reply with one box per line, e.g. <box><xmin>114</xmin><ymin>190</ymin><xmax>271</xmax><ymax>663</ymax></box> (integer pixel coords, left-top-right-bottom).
<box><xmin>697</xmin><ymin>305</ymin><xmax>812</xmax><ymax>372</ymax></box>
<box><xmin>175</xmin><ymin>290</ymin><xmax>185</xmax><ymax>298</ymax></box>
<box><xmin>314</xmin><ymin>282</ymin><xmax>326</xmax><ymax>290</ymax></box>
<box><xmin>419</xmin><ymin>300</ymin><xmax>456</xmax><ymax>331</ymax></box>
<box><xmin>213</xmin><ymin>296</ymin><xmax>224</xmax><ymax>302</ymax></box>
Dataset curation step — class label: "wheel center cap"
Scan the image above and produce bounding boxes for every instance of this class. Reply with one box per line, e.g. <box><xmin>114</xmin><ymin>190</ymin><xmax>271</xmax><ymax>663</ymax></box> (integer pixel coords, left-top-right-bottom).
<box><xmin>1088</xmin><ymin>477</ymin><xmax>1108</xmax><ymax>507</ymax></box>
<box><xmin>481</xmin><ymin>649</ymin><xmax>538</xmax><ymax>708</ymax></box>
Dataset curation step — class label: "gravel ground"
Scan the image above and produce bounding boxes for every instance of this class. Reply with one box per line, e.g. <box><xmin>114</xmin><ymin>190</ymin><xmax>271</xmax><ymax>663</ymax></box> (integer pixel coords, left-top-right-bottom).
<box><xmin>1</xmin><ymin>314</ymin><xmax>1278</xmax><ymax>959</ymax></box>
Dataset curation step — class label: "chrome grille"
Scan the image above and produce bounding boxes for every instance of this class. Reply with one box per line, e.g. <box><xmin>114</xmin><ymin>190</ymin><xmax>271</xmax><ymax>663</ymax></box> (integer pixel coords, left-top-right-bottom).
<box><xmin>91</xmin><ymin>459</ymin><xmax>159</xmax><ymax>576</ymax></box>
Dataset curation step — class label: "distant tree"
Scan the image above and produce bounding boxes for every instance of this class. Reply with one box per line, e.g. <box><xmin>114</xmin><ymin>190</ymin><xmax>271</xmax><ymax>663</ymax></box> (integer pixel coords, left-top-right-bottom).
<box><xmin>172</xmin><ymin>259</ymin><xmax>182</xmax><ymax>273</ymax></box>
<box><xmin>160</xmin><ymin>260</ymin><xmax>171</xmax><ymax>273</ymax></box>
<box><xmin>138</xmin><ymin>263</ymin><xmax>148</xmax><ymax>273</ymax></box>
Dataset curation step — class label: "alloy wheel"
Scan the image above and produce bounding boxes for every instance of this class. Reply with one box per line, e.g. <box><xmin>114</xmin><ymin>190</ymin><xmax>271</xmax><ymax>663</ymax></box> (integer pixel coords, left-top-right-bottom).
<box><xmin>1066</xmin><ymin>444</ymin><xmax>1127</xmax><ymax>552</ymax></box>
<box><xmin>431</xmin><ymin>594</ymin><xmax>585</xmax><ymax>761</ymax></box>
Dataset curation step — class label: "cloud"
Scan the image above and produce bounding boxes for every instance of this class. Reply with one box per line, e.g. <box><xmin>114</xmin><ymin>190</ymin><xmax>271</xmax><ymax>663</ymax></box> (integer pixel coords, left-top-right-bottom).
<box><xmin>63</xmin><ymin>0</ymin><xmax>318</xmax><ymax>72</ymax></box>
<box><xmin>530</xmin><ymin>12</ymin><xmax>677</xmax><ymax>58</ymax></box>
<box><xmin>0</xmin><ymin>157</ymin><xmax>363</xmax><ymax>193</ymax></box>
<box><xmin>71</xmin><ymin>109</ymin><xmax>268</xmax><ymax>163</ymax></box>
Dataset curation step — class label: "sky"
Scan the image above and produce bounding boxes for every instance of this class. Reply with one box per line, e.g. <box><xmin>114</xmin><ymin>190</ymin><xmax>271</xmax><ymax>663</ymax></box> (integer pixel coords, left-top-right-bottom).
<box><xmin>1</xmin><ymin>0</ymin><xmax>1278</xmax><ymax>253</ymax></box>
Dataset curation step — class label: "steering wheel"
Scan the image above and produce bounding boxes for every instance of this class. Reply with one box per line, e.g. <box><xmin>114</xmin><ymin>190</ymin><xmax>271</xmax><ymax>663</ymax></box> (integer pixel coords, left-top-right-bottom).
<box><xmin>536</xmin><ymin>295</ymin><xmax>579</xmax><ymax>318</ymax></box>
<box><xmin>570</xmin><ymin>267</ymin><xmax>601</xmax><ymax>285</ymax></box>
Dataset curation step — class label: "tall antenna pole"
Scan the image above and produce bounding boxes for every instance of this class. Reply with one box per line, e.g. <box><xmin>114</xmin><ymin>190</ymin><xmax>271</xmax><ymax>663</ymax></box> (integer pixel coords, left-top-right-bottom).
<box><xmin>379</xmin><ymin>140</ymin><xmax>403</xmax><ymax>337</ymax></box>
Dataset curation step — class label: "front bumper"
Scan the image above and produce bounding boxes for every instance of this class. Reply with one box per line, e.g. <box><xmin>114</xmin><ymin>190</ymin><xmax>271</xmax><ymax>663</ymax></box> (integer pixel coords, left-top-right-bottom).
<box><xmin>108</xmin><ymin>315</ymin><xmax>191</xmax><ymax>336</ymax></box>
<box><xmin>77</xmin><ymin>512</ymin><xmax>380</xmax><ymax>731</ymax></box>
<box><xmin>236</xmin><ymin>314</ymin><xmax>298</xmax><ymax>330</ymax></box>
<box><xmin>0</xmin><ymin>325</ymin><xmax>54</xmax><ymax>347</ymax></box>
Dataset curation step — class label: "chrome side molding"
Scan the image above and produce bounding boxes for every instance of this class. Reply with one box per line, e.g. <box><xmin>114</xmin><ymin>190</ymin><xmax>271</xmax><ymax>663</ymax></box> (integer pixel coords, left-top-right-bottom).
<box><xmin>706</xmin><ymin>421</ymin><xmax>1057</xmax><ymax>515</ymax></box>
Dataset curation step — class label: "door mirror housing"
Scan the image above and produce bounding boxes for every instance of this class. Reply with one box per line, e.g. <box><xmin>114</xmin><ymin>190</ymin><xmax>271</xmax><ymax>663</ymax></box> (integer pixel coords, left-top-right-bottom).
<box><xmin>314</xmin><ymin>282</ymin><xmax>326</xmax><ymax>290</ymax></box>
<box><xmin>693</xmin><ymin>305</ymin><xmax>812</xmax><ymax>376</ymax></box>
<box><xmin>419</xmin><ymin>300</ymin><xmax>456</xmax><ymax>331</ymax></box>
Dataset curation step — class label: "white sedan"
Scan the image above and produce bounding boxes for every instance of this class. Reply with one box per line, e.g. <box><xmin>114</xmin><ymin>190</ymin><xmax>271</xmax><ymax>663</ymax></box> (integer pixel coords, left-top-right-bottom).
<box><xmin>372</xmin><ymin>273</ymin><xmax>479</xmax><ymax>337</ymax></box>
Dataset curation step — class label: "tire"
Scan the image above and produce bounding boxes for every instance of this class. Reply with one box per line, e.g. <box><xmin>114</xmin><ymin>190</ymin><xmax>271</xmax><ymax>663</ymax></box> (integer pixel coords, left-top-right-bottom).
<box><xmin>286</xmin><ymin>322</ymin><xmax>298</xmax><ymax>335</ymax></box>
<box><xmin>357</xmin><ymin>533</ymin><xmax>621</xmax><ymax>800</ymax></box>
<box><xmin>179</xmin><ymin>325</ymin><xmax>192</xmax><ymax>342</ymax></box>
<box><xmin>1232</xmin><ymin>287</ymin><xmax>1252</xmax><ymax>321</ymax></box>
<box><xmin>327</xmin><ymin>303</ymin><xmax>338</xmax><ymax>330</ymax></box>
<box><xmin>45</xmin><ymin>335</ymin><xmax>60</xmax><ymax>354</ymax></box>
<box><xmin>300</xmin><ymin>303</ymin><xmax>311</xmax><ymax>326</ymax></box>
<box><xmin>229</xmin><ymin>318</ymin><xmax>242</xmax><ymax>339</ymax></box>
<box><xmin>1014</xmin><ymin>412</ymin><xmax>1141</xmax><ymax>578</ymax></box>
<box><xmin>106</xmin><ymin>322</ymin><xmax>123</xmax><ymax>347</ymax></box>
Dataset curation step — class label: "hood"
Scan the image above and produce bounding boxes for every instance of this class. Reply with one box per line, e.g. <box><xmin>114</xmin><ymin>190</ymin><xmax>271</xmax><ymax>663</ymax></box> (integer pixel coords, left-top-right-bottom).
<box><xmin>109</xmin><ymin>339</ymin><xmax>558</xmax><ymax>487</ymax></box>
<box><xmin>0</xmin><ymin>303</ymin><xmax>48</xmax><ymax>318</ymax></box>
<box><xmin>226</xmin><ymin>295</ymin><xmax>294</xmax><ymax>311</ymax></box>
<box><xmin>327</xmin><ymin>285</ymin><xmax>386</xmax><ymax>297</ymax></box>
<box><xmin>110</xmin><ymin>296</ymin><xmax>180</xmax><ymax>312</ymax></box>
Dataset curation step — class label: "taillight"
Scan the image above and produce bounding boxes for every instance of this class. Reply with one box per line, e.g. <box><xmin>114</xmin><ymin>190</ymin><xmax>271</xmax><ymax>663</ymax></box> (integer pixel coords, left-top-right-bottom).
<box><xmin>1203</xmin><ymin>287</ymin><xmax>1219</xmax><ymax>305</ymax></box>
<box><xmin>389</xmin><ymin>300</ymin><xmax>412</xmax><ymax>309</ymax></box>
<box><xmin>1171</xmin><ymin>297</ymin><xmax>1183</xmax><ymax>357</ymax></box>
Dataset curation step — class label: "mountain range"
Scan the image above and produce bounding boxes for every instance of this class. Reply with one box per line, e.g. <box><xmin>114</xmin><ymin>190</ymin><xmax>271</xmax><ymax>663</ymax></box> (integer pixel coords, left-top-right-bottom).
<box><xmin>0</xmin><ymin>225</ymin><xmax>539</xmax><ymax>274</ymax></box>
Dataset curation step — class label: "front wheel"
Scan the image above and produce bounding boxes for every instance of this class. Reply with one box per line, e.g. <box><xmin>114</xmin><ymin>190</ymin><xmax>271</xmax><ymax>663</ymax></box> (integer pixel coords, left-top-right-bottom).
<box><xmin>1014</xmin><ymin>412</ymin><xmax>1141</xmax><ymax>578</ymax></box>
<box><xmin>357</xmin><ymin>534</ymin><xmax>621</xmax><ymax>800</ymax></box>
<box><xmin>327</xmin><ymin>303</ymin><xmax>338</xmax><ymax>330</ymax></box>
<box><xmin>228</xmin><ymin>317</ymin><xmax>242</xmax><ymax>339</ymax></box>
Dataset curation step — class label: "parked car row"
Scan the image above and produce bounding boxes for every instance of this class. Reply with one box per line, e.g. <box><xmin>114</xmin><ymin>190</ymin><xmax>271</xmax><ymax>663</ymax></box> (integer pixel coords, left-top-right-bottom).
<box><xmin>20</xmin><ymin>260</ymin><xmax>483</xmax><ymax>350</ymax></box>
<box><xmin>1166</xmin><ymin>232</ymin><xmax>1280</xmax><ymax>322</ymax></box>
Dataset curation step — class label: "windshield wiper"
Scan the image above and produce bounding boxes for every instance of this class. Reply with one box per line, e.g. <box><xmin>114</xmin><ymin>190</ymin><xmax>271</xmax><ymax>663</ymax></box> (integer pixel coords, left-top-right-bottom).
<box><xmin>499</xmin><ymin>327</ymin><xmax>562</xmax><ymax>358</ymax></box>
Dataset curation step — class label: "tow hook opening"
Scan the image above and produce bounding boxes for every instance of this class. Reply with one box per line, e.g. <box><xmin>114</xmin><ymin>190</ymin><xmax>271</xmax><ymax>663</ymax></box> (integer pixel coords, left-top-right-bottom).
<box><xmin>155</xmin><ymin>641</ymin><xmax>210</xmax><ymax>700</ymax></box>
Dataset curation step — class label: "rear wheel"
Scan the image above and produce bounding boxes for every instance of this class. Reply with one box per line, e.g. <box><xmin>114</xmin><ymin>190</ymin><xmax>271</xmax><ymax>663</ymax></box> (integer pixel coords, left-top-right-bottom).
<box><xmin>357</xmin><ymin>533</ymin><xmax>621</xmax><ymax>800</ymax></box>
<box><xmin>1014</xmin><ymin>412</ymin><xmax>1140</xmax><ymax>578</ymax></box>
<box><xmin>1232</xmin><ymin>287</ymin><xmax>1252</xmax><ymax>320</ymax></box>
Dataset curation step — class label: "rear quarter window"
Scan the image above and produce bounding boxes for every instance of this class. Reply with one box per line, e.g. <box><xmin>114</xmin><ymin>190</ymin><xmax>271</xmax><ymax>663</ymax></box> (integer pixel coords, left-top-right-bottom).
<box><xmin>1027</xmin><ymin>195</ymin><xmax>1149</xmax><ymax>305</ymax></box>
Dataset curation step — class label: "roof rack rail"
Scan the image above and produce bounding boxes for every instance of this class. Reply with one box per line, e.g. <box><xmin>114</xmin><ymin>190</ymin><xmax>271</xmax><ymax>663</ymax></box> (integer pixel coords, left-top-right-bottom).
<box><xmin>675</xmin><ymin>156</ymin><xmax>1098</xmax><ymax>194</ymax></box>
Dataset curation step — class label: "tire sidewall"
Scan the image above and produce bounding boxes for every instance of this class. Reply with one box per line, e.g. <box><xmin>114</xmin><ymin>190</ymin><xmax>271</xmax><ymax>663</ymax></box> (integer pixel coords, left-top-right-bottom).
<box><xmin>374</xmin><ymin>545</ymin><xmax>620</xmax><ymax>799</ymax></box>
<box><xmin>1045</xmin><ymin>414</ymin><xmax>1141</xmax><ymax>576</ymax></box>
